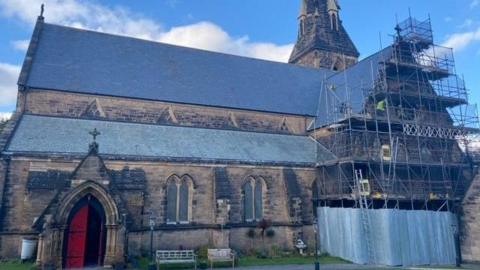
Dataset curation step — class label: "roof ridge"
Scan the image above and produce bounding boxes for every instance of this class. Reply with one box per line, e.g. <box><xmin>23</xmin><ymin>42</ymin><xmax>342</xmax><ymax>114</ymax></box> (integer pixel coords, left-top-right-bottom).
<box><xmin>18</xmin><ymin>16</ymin><xmax>45</xmax><ymax>88</ymax></box>
<box><xmin>42</xmin><ymin>22</ymin><xmax>330</xmax><ymax>74</ymax></box>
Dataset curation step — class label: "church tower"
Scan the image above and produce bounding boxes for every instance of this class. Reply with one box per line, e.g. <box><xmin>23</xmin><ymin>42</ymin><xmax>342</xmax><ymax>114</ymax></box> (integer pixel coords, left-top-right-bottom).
<box><xmin>289</xmin><ymin>0</ymin><xmax>359</xmax><ymax>71</ymax></box>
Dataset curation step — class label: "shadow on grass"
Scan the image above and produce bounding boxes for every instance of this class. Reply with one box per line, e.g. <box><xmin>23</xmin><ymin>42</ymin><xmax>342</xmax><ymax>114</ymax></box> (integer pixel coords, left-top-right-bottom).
<box><xmin>133</xmin><ymin>255</ymin><xmax>349</xmax><ymax>269</ymax></box>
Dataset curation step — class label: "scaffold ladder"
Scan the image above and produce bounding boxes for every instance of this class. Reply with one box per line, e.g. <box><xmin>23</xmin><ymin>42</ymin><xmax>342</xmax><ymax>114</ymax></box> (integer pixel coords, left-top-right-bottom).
<box><xmin>385</xmin><ymin>137</ymin><xmax>400</xmax><ymax>198</ymax></box>
<box><xmin>355</xmin><ymin>169</ymin><xmax>375</xmax><ymax>264</ymax></box>
<box><xmin>355</xmin><ymin>169</ymin><xmax>368</xmax><ymax>209</ymax></box>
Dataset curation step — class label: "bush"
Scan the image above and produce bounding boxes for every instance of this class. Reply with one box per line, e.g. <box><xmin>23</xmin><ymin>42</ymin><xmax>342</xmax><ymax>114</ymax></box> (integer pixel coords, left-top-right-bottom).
<box><xmin>245</xmin><ymin>249</ymin><xmax>256</xmax><ymax>256</ymax></box>
<box><xmin>266</xmin><ymin>229</ymin><xmax>275</xmax><ymax>238</ymax></box>
<box><xmin>196</xmin><ymin>245</ymin><xmax>209</xmax><ymax>260</ymax></box>
<box><xmin>246</xmin><ymin>228</ymin><xmax>255</xmax><ymax>238</ymax></box>
<box><xmin>255</xmin><ymin>249</ymin><xmax>268</xmax><ymax>259</ymax></box>
<box><xmin>198</xmin><ymin>261</ymin><xmax>208</xmax><ymax>269</ymax></box>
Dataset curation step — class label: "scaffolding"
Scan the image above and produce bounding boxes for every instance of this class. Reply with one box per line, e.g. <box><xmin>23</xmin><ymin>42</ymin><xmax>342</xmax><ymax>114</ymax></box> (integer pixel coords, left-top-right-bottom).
<box><xmin>313</xmin><ymin>16</ymin><xmax>480</xmax><ymax>211</ymax></box>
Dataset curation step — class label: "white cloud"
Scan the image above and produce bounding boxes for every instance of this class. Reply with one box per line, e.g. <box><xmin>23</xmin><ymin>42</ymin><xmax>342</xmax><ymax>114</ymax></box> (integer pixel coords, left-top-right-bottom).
<box><xmin>247</xmin><ymin>43</ymin><xmax>293</xmax><ymax>63</ymax></box>
<box><xmin>11</xmin><ymin>40</ymin><xmax>29</xmax><ymax>51</ymax></box>
<box><xmin>442</xmin><ymin>27</ymin><xmax>480</xmax><ymax>52</ymax></box>
<box><xmin>0</xmin><ymin>63</ymin><xmax>20</xmax><ymax>107</ymax></box>
<box><xmin>471</xmin><ymin>0</ymin><xmax>480</xmax><ymax>9</ymax></box>
<box><xmin>0</xmin><ymin>0</ymin><xmax>292</xmax><ymax>62</ymax></box>
<box><xmin>158</xmin><ymin>22</ymin><xmax>293</xmax><ymax>62</ymax></box>
<box><xmin>0</xmin><ymin>112</ymin><xmax>13</xmax><ymax>121</ymax></box>
<box><xmin>444</xmin><ymin>17</ymin><xmax>452</xmax><ymax>23</ymax></box>
<box><xmin>0</xmin><ymin>0</ymin><xmax>294</xmax><ymax>111</ymax></box>
<box><xmin>0</xmin><ymin>0</ymin><xmax>164</xmax><ymax>40</ymax></box>
<box><xmin>459</xmin><ymin>19</ymin><xmax>474</xmax><ymax>29</ymax></box>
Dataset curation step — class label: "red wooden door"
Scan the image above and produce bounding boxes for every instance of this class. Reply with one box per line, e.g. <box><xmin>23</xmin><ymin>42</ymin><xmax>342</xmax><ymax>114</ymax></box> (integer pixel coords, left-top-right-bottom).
<box><xmin>65</xmin><ymin>205</ymin><xmax>89</xmax><ymax>268</ymax></box>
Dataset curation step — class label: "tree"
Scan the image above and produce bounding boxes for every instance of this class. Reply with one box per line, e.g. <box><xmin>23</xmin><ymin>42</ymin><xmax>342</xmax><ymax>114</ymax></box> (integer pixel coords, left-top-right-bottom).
<box><xmin>0</xmin><ymin>119</ymin><xmax>7</xmax><ymax>133</ymax></box>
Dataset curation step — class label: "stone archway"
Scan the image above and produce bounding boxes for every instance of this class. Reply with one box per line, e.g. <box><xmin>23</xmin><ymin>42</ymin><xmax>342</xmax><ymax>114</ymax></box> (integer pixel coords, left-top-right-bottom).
<box><xmin>38</xmin><ymin>181</ymin><xmax>123</xmax><ymax>268</ymax></box>
<box><xmin>58</xmin><ymin>182</ymin><xmax>121</xmax><ymax>268</ymax></box>
<box><xmin>64</xmin><ymin>195</ymin><xmax>107</xmax><ymax>268</ymax></box>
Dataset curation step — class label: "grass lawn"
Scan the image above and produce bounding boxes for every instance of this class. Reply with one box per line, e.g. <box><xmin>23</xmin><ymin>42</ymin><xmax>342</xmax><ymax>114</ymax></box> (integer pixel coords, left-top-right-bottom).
<box><xmin>134</xmin><ymin>255</ymin><xmax>348</xmax><ymax>269</ymax></box>
<box><xmin>238</xmin><ymin>255</ymin><xmax>348</xmax><ymax>266</ymax></box>
<box><xmin>0</xmin><ymin>261</ymin><xmax>34</xmax><ymax>270</ymax></box>
<box><xmin>0</xmin><ymin>256</ymin><xmax>348</xmax><ymax>270</ymax></box>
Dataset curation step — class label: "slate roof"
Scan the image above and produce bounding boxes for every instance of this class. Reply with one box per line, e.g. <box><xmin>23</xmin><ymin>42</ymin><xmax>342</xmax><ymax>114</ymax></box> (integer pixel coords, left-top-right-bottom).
<box><xmin>313</xmin><ymin>46</ymin><xmax>394</xmax><ymax>128</ymax></box>
<box><xmin>23</xmin><ymin>22</ymin><xmax>334</xmax><ymax>116</ymax></box>
<box><xmin>6</xmin><ymin>115</ymin><xmax>336</xmax><ymax>165</ymax></box>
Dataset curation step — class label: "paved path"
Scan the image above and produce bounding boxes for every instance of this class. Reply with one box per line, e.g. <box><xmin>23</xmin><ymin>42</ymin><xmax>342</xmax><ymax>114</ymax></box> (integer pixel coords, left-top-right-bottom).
<box><xmin>215</xmin><ymin>264</ymin><xmax>480</xmax><ymax>270</ymax></box>
<box><xmin>215</xmin><ymin>265</ymin><xmax>396</xmax><ymax>270</ymax></box>
<box><xmin>77</xmin><ymin>263</ymin><xmax>479</xmax><ymax>270</ymax></box>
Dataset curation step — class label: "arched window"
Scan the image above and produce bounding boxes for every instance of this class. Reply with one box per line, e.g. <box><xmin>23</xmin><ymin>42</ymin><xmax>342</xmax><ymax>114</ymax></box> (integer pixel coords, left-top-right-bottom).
<box><xmin>243</xmin><ymin>177</ymin><xmax>265</xmax><ymax>222</ymax></box>
<box><xmin>243</xmin><ymin>180</ymin><xmax>254</xmax><ymax>222</ymax></box>
<box><xmin>254</xmin><ymin>180</ymin><xmax>264</xmax><ymax>220</ymax></box>
<box><xmin>332</xmin><ymin>59</ymin><xmax>343</xmax><ymax>71</ymax></box>
<box><xmin>331</xmin><ymin>13</ymin><xmax>338</xmax><ymax>31</ymax></box>
<box><xmin>166</xmin><ymin>175</ymin><xmax>193</xmax><ymax>224</ymax></box>
<box><xmin>166</xmin><ymin>178</ymin><xmax>178</xmax><ymax>224</ymax></box>
<box><xmin>179</xmin><ymin>179</ymin><xmax>190</xmax><ymax>223</ymax></box>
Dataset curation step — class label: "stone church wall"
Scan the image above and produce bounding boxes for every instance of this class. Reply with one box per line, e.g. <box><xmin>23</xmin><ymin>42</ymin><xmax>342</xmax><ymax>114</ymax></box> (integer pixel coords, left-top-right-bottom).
<box><xmin>292</xmin><ymin>50</ymin><xmax>357</xmax><ymax>71</ymax></box>
<box><xmin>0</xmin><ymin>156</ymin><xmax>319</xmax><ymax>259</ymax></box>
<box><xmin>126</xmin><ymin>226</ymin><xmax>308</xmax><ymax>257</ymax></box>
<box><xmin>24</xmin><ymin>90</ymin><xmax>310</xmax><ymax>135</ymax></box>
<box><xmin>0</xmin><ymin>159</ymin><xmax>78</xmax><ymax>232</ymax></box>
<box><xmin>0</xmin><ymin>160</ymin><xmax>6</xmax><ymax>220</ymax></box>
<box><xmin>461</xmin><ymin>172</ymin><xmax>480</xmax><ymax>263</ymax></box>
<box><xmin>1</xmin><ymin>159</ymin><xmax>37</xmax><ymax>232</ymax></box>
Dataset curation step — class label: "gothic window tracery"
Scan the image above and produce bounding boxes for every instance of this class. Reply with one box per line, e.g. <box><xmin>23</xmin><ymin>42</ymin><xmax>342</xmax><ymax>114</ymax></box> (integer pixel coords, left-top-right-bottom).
<box><xmin>299</xmin><ymin>20</ymin><xmax>305</xmax><ymax>36</ymax></box>
<box><xmin>331</xmin><ymin>13</ymin><xmax>338</xmax><ymax>31</ymax></box>
<box><xmin>243</xmin><ymin>176</ymin><xmax>266</xmax><ymax>222</ymax></box>
<box><xmin>166</xmin><ymin>175</ymin><xmax>194</xmax><ymax>224</ymax></box>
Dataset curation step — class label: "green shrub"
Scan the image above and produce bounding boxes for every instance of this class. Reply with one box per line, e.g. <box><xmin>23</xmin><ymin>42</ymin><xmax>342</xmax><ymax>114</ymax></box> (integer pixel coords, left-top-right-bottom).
<box><xmin>255</xmin><ymin>249</ymin><xmax>268</xmax><ymax>259</ymax></box>
<box><xmin>196</xmin><ymin>245</ymin><xmax>209</xmax><ymax>260</ymax></box>
<box><xmin>245</xmin><ymin>248</ymin><xmax>256</xmax><ymax>256</ymax></box>
<box><xmin>198</xmin><ymin>261</ymin><xmax>208</xmax><ymax>269</ymax></box>
<box><xmin>246</xmin><ymin>228</ymin><xmax>255</xmax><ymax>238</ymax></box>
<box><xmin>266</xmin><ymin>229</ymin><xmax>275</xmax><ymax>238</ymax></box>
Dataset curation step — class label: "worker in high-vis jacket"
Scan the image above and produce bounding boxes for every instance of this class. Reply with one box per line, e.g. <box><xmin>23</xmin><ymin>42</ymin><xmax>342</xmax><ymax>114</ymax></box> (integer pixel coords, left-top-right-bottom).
<box><xmin>376</xmin><ymin>99</ymin><xmax>387</xmax><ymax>112</ymax></box>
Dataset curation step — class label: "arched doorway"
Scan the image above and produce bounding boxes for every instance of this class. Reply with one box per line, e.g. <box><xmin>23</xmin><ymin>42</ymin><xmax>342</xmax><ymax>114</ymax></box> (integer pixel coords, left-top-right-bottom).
<box><xmin>63</xmin><ymin>195</ymin><xmax>107</xmax><ymax>268</ymax></box>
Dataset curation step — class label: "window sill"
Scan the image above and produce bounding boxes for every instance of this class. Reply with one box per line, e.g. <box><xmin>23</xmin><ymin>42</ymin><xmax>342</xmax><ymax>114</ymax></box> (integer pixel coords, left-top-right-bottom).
<box><xmin>165</xmin><ymin>221</ymin><xmax>191</xmax><ymax>225</ymax></box>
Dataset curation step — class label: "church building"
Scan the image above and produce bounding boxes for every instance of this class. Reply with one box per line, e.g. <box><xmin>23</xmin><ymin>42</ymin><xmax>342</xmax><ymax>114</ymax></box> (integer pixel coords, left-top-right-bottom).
<box><xmin>1</xmin><ymin>0</ymin><xmax>479</xmax><ymax>268</ymax></box>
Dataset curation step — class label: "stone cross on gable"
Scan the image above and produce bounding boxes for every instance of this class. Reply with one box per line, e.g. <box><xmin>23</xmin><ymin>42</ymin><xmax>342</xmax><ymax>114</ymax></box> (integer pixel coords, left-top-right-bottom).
<box><xmin>89</xmin><ymin>128</ymin><xmax>101</xmax><ymax>142</ymax></box>
<box><xmin>88</xmin><ymin>128</ymin><xmax>101</xmax><ymax>153</ymax></box>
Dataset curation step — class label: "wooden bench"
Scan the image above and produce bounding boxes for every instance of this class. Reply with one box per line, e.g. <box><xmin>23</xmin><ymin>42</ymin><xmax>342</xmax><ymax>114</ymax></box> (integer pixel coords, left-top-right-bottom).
<box><xmin>207</xmin><ymin>248</ymin><xmax>235</xmax><ymax>269</ymax></box>
<box><xmin>156</xmin><ymin>250</ymin><xmax>197</xmax><ymax>270</ymax></box>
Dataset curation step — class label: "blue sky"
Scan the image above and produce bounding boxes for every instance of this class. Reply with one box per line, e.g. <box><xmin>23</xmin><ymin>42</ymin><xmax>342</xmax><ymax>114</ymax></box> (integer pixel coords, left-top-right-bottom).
<box><xmin>0</xmin><ymin>0</ymin><xmax>479</xmax><ymax>118</ymax></box>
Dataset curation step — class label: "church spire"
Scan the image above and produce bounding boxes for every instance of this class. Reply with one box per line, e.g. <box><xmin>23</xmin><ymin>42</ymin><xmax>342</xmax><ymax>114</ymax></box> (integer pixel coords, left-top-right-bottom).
<box><xmin>327</xmin><ymin>0</ymin><xmax>340</xmax><ymax>13</ymax></box>
<box><xmin>289</xmin><ymin>0</ymin><xmax>359</xmax><ymax>71</ymax></box>
<box><xmin>299</xmin><ymin>0</ymin><xmax>307</xmax><ymax>18</ymax></box>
